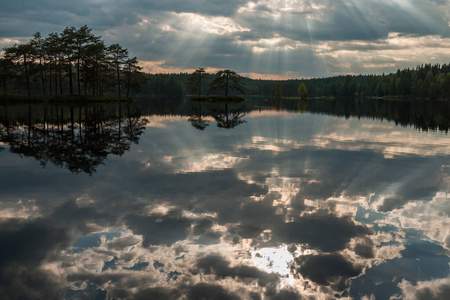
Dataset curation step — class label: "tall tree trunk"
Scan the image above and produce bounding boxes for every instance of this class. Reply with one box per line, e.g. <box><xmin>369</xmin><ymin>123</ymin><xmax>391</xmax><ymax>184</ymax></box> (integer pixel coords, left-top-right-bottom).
<box><xmin>2</xmin><ymin>64</ymin><xmax>6</xmax><ymax>96</ymax></box>
<box><xmin>84</xmin><ymin>63</ymin><xmax>87</xmax><ymax>96</ymax></box>
<box><xmin>92</xmin><ymin>64</ymin><xmax>96</xmax><ymax>96</ymax></box>
<box><xmin>126</xmin><ymin>71</ymin><xmax>131</xmax><ymax>98</ymax></box>
<box><xmin>225</xmin><ymin>74</ymin><xmax>229</xmax><ymax>96</ymax></box>
<box><xmin>117</xmin><ymin>65</ymin><xmax>121</xmax><ymax>97</ymax></box>
<box><xmin>39</xmin><ymin>57</ymin><xmax>46</xmax><ymax>96</ymax></box>
<box><xmin>77</xmin><ymin>57</ymin><xmax>81</xmax><ymax>95</ymax></box>
<box><xmin>24</xmin><ymin>53</ymin><xmax>30</xmax><ymax>98</ymax></box>
<box><xmin>59</xmin><ymin>62</ymin><xmax>63</xmax><ymax>95</ymax></box>
<box><xmin>49</xmin><ymin>64</ymin><xmax>52</xmax><ymax>95</ymax></box>
<box><xmin>69</xmin><ymin>63</ymin><xmax>73</xmax><ymax>96</ymax></box>
<box><xmin>54</xmin><ymin>61</ymin><xmax>58</xmax><ymax>95</ymax></box>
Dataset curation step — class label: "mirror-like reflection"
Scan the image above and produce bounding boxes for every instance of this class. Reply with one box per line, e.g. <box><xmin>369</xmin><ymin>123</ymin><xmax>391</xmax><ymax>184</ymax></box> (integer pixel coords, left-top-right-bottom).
<box><xmin>0</xmin><ymin>97</ymin><xmax>448</xmax><ymax>299</ymax></box>
<box><xmin>0</xmin><ymin>103</ymin><xmax>148</xmax><ymax>174</ymax></box>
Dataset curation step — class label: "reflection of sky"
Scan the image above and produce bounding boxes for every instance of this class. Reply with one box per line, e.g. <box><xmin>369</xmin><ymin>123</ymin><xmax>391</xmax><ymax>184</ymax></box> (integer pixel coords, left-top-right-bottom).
<box><xmin>0</xmin><ymin>110</ymin><xmax>449</xmax><ymax>299</ymax></box>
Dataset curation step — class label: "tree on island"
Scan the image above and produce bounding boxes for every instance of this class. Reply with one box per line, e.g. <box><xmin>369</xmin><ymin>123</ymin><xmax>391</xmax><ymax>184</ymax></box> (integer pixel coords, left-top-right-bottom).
<box><xmin>123</xmin><ymin>56</ymin><xmax>146</xmax><ymax>98</ymax></box>
<box><xmin>188</xmin><ymin>68</ymin><xmax>206</xmax><ymax>97</ymax></box>
<box><xmin>3</xmin><ymin>43</ymin><xmax>34</xmax><ymax>98</ymax></box>
<box><xmin>298</xmin><ymin>82</ymin><xmax>308</xmax><ymax>100</ymax></box>
<box><xmin>210</xmin><ymin>69</ymin><xmax>246</xmax><ymax>96</ymax></box>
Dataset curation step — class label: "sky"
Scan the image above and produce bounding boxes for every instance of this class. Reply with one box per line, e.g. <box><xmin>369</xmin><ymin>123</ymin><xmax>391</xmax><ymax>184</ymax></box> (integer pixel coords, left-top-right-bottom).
<box><xmin>1</xmin><ymin>0</ymin><xmax>450</xmax><ymax>79</ymax></box>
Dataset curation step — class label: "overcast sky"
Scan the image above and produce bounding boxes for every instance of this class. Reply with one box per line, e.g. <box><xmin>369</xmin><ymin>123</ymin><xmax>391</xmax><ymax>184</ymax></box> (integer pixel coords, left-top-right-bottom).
<box><xmin>1</xmin><ymin>0</ymin><xmax>450</xmax><ymax>79</ymax></box>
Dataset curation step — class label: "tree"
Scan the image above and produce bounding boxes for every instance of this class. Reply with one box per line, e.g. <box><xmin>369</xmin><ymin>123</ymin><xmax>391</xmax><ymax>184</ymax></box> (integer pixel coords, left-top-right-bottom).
<box><xmin>73</xmin><ymin>25</ymin><xmax>98</xmax><ymax>95</ymax></box>
<box><xmin>0</xmin><ymin>58</ymin><xmax>14</xmax><ymax>95</ymax></box>
<box><xmin>4</xmin><ymin>43</ymin><xmax>34</xmax><ymax>97</ymax></box>
<box><xmin>210</xmin><ymin>69</ymin><xmax>246</xmax><ymax>96</ymax></box>
<box><xmin>30</xmin><ymin>32</ymin><xmax>47</xmax><ymax>95</ymax></box>
<box><xmin>297</xmin><ymin>82</ymin><xmax>308</xmax><ymax>100</ymax></box>
<box><xmin>123</xmin><ymin>56</ymin><xmax>145</xmax><ymax>97</ymax></box>
<box><xmin>1</xmin><ymin>25</ymin><xmax>143</xmax><ymax>98</ymax></box>
<box><xmin>188</xmin><ymin>68</ymin><xmax>206</xmax><ymax>96</ymax></box>
<box><xmin>44</xmin><ymin>32</ymin><xmax>63</xmax><ymax>95</ymax></box>
<box><xmin>108</xmin><ymin>43</ymin><xmax>129</xmax><ymax>97</ymax></box>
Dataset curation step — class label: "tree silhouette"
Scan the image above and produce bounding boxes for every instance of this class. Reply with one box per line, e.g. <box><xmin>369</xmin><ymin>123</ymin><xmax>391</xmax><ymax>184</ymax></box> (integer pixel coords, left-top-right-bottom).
<box><xmin>123</xmin><ymin>57</ymin><xmax>145</xmax><ymax>98</ymax></box>
<box><xmin>188</xmin><ymin>68</ymin><xmax>206</xmax><ymax>96</ymax></box>
<box><xmin>4</xmin><ymin>43</ymin><xmax>34</xmax><ymax>97</ymax></box>
<box><xmin>108</xmin><ymin>44</ymin><xmax>129</xmax><ymax>98</ymax></box>
<box><xmin>210</xmin><ymin>70</ymin><xmax>246</xmax><ymax>96</ymax></box>
<box><xmin>298</xmin><ymin>83</ymin><xmax>308</xmax><ymax>100</ymax></box>
<box><xmin>210</xmin><ymin>103</ymin><xmax>247</xmax><ymax>129</ymax></box>
<box><xmin>0</xmin><ymin>104</ymin><xmax>148</xmax><ymax>174</ymax></box>
<box><xmin>1</xmin><ymin>25</ymin><xmax>145</xmax><ymax>98</ymax></box>
<box><xmin>188</xmin><ymin>102</ymin><xmax>210</xmax><ymax>130</ymax></box>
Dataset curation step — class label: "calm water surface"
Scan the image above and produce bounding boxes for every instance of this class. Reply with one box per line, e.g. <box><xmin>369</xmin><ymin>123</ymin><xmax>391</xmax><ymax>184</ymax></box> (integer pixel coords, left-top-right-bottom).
<box><xmin>0</xmin><ymin>98</ymin><xmax>449</xmax><ymax>299</ymax></box>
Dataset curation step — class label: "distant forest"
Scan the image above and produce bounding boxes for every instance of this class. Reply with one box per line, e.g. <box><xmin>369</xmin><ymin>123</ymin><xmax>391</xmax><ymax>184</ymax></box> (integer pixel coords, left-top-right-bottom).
<box><xmin>143</xmin><ymin>63</ymin><xmax>450</xmax><ymax>100</ymax></box>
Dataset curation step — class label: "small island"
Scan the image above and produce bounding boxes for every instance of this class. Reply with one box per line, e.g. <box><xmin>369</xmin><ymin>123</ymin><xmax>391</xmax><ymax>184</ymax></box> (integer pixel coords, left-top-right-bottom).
<box><xmin>0</xmin><ymin>25</ymin><xmax>145</xmax><ymax>102</ymax></box>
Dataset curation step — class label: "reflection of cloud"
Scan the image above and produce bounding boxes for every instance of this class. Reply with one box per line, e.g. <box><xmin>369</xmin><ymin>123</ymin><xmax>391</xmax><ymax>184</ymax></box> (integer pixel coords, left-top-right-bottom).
<box><xmin>271</xmin><ymin>210</ymin><xmax>373</xmax><ymax>252</ymax></box>
<box><xmin>195</xmin><ymin>253</ymin><xmax>279</xmax><ymax>288</ymax></box>
<box><xmin>398</xmin><ymin>277</ymin><xmax>450</xmax><ymax>300</ymax></box>
<box><xmin>294</xmin><ymin>253</ymin><xmax>363</xmax><ymax>292</ymax></box>
<box><xmin>0</xmin><ymin>200</ymin><xmax>41</xmax><ymax>220</ymax></box>
<box><xmin>313</xmin><ymin>127</ymin><xmax>450</xmax><ymax>158</ymax></box>
<box><xmin>175</xmin><ymin>153</ymin><xmax>247</xmax><ymax>173</ymax></box>
<box><xmin>383</xmin><ymin>193</ymin><xmax>450</xmax><ymax>250</ymax></box>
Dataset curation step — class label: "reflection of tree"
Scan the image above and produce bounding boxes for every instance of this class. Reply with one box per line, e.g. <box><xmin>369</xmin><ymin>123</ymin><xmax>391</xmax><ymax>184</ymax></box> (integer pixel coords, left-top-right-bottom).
<box><xmin>0</xmin><ymin>104</ymin><xmax>148</xmax><ymax>174</ymax></box>
<box><xmin>188</xmin><ymin>102</ymin><xmax>210</xmax><ymax>130</ymax></box>
<box><xmin>210</xmin><ymin>103</ymin><xmax>247</xmax><ymax>129</ymax></box>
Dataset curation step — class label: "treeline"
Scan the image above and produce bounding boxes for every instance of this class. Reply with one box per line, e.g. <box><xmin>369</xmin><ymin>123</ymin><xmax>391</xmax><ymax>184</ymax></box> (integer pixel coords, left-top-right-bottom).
<box><xmin>249</xmin><ymin>63</ymin><xmax>450</xmax><ymax>99</ymax></box>
<box><xmin>0</xmin><ymin>25</ymin><xmax>145</xmax><ymax>98</ymax></box>
<box><xmin>141</xmin><ymin>63</ymin><xmax>450</xmax><ymax>99</ymax></box>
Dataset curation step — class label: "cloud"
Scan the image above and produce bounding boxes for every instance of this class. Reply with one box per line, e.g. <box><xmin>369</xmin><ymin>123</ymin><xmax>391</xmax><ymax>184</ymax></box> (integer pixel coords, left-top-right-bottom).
<box><xmin>271</xmin><ymin>210</ymin><xmax>373</xmax><ymax>252</ymax></box>
<box><xmin>2</xmin><ymin>0</ymin><xmax>450</xmax><ymax>77</ymax></box>
<box><xmin>124</xmin><ymin>210</ymin><xmax>192</xmax><ymax>246</ymax></box>
<box><xmin>186</xmin><ymin>283</ymin><xmax>241</xmax><ymax>300</ymax></box>
<box><xmin>195</xmin><ymin>253</ymin><xmax>280</xmax><ymax>288</ymax></box>
<box><xmin>398</xmin><ymin>278</ymin><xmax>450</xmax><ymax>300</ymax></box>
<box><xmin>294</xmin><ymin>253</ymin><xmax>363</xmax><ymax>291</ymax></box>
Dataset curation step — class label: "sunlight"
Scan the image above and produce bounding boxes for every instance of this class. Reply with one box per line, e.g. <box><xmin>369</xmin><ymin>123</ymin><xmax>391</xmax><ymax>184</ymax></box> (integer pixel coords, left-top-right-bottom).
<box><xmin>251</xmin><ymin>245</ymin><xmax>295</xmax><ymax>277</ymax></box>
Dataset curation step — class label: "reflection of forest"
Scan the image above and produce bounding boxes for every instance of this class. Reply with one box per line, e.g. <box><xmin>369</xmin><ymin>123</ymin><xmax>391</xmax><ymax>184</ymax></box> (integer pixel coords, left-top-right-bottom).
<box><xmin>0</xmin><ymin>103</ymin><xmax>148</xmax><ymax>174</ymax></box>
<box><xmin>189</xmin><ymin>102</ymin><xmax>247</xmax><ymax>130</ymax></box>
<box><xmin>251</xmin><ymin>98</ymin><xmax>450</xmax><ymax>133</ymax></box>
<box><xmin>135</xmin><ymin>96</ymin><xmax>450</xmax><ymax>133</ymax></box>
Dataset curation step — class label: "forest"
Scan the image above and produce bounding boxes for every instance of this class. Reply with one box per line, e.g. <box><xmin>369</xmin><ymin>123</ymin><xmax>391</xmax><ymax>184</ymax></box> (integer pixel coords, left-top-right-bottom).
<box><xmin>0</xmin><ymin>26</ymin><xmax>145</xmax><ymax>99</ymax></box>
<box><xmin>1</xmin><ymin>26</ymin><xmax>449</xmax><ymax>100</ymax></box>
<box><xmin>141</xmin><ymin>63</ymin><xmax>450</xmax><ymax>100</ymax></box>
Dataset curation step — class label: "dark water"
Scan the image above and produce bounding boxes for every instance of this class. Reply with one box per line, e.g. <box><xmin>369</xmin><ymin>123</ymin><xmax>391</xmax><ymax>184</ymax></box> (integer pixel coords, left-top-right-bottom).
<box><xmin>0</xmin><ymin>98</ymin><xmax>449</xmax><ymax>299</ymax></box>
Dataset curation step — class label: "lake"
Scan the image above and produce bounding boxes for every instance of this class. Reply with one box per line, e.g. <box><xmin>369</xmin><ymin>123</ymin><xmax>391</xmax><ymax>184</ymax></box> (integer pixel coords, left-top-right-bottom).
<box><xmin>0</xmin><ymin>98</ymin><xmax>449</xmax><ymax>299</ymax></box>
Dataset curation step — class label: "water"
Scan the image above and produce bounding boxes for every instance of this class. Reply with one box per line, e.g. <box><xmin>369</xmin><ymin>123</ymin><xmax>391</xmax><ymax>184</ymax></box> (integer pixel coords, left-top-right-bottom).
<box><xmin>0</xmin><ymin>98</ymin><xmax>449</xmax><ymax>299</ymax></box>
